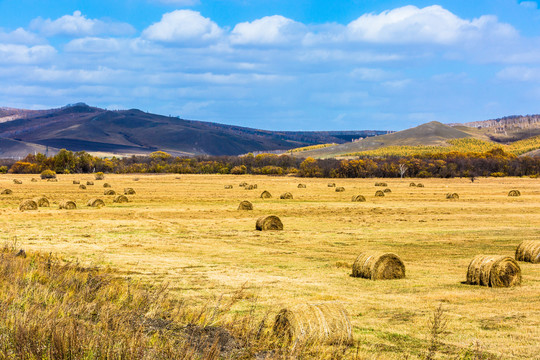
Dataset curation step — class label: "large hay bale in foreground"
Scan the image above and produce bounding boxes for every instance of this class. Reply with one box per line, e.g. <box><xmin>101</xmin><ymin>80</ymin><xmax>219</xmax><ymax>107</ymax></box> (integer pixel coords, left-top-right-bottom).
<box><xmin>87</xmin><ymin>198</ymin><xmax>105</xmax><ymax>208</ymax></box>
<box><xmin>124</xmin><ymin>188</ymin><xmax>136</xmax><ymax>195</ymax></box>
<box><xmin>297</xmin><ymin>184</ymin><xmax>306</xmax><ymax>188</ymax></box>
<box><xmin>446</xmin><ymin>193</ymin><xmax>459</xmax><ymax>200</ymax></box>
<box><xmin>238</xmin><ymin>200</ymin><xmax>253</xmax><ymax>210</ymax></box>
<box><xmin>375</xmin><ymin>182</ymin><xmax>387</xmax><ymax>187</ymax></box>
<box><xmin>383</xmin><ymin>188</ymin><xmax>391</xmax><ymax>193</ymax></box>
<box><xmin>335</xmin><ymin>187</ymin><xmax>345</xmax><ymax>192</ymax></box>
<box><xmin>351</xmin><ymin>195</ymin><xmax>366</xmax><ymax>202</ymax></box>
<box><xmin>33</xmin><ymin>196</ymin><xmax>50</xmax><ymax>207</ymax></box>
<box><xmin>104</xmin><ymin>189</ymin><xmax>116</xmax><ymax>195</ymax></box>
<box><xmin>224</xmin><ymin>185</ymin><xmax>233</xmax><ymax>189</ymax></box>
<box><xmin>19</xmin><ymin>199</ymin><xmax>38</xmax><ymax>211</ymax></box>
<box><xmin>327</xmin><ymin>183</ymin><xmax>336</xmax><ymax>187</ymax></box>
<box><xmin>260</xmin><ymin>190</ymin><xmax>272</xmax><ymax>199</ymax></box>
<box><xmin>256</xmin><ymin>215</ymin><xmax>283</xmax><ymax>231</ymax></box>
<box><xmin>113</xmin><ymin>195</ymin><xmax>129</xmax><ymax>203</ymax></box>
<box><xmin>416</xmin><ymin>183</ymin><xmax>424</xmax><ymax>188</ymax></box>
<box><xmin>515</xmin><ymin>241</ymin><xmax>540</xmax><ymax>263</ymax></box>
<box><xmin>508</xmin><ymin>190</ymin><xmax>521</xmax><ymax>197</ymax></box>
<box><xmin>466</xmin><ymin>255</ymin><xmax>521</xmax><ymax>288</ymax></box>
<box><xmin>59</xmin><ymin>200</ymin><xmax>77</xmax><ymax>210</ymax></box>
<box><xmin>280</xmin><ymin>192</ymin><xmax>293</xmax><ymax>199</ymax></box>
<box><xmin>273</xmin><ymin>302</ymin><xmax>352</xmax><ymax>345</ymax></box>
<box><xmin>409</xmin><ymin>182</ymin><xmax>416</xmax><ymax>187</ymax></box>
<box><xmin>375</xmin><ymin>190</ymin><xmax>385</xmax><ymax>197</ymax></box>
<box><xmin>103</xmin><ymin>183</ymin><xmax>112</xmax><ymax>188</ymax></box>
<box><xmin>86</xmin><ymin>181</ymin><xmax>94</xmax><ymax>186</ymax></box>
<box><xmin>73</xmin><ymin>180</ymin><xmax>80</xmax><ymax>184</ymax></box>
<box><xmin>13</xmin><ymin>179</ymin><xmax>22</xmax><ymax>184</ymax></box>
<box><xmin>352</xmin><ymin>252</ymin><xmax>405</xmax><ymax>280</ymax></box>
<box><xmin>79</xmin><ymin>184</ymin><xmax>87</xmax><ymax>190</ymax></box>
<box><xmin>1</xmin><ymin>189</ymin><xmax>13</xmax><ymax>195</ymax></box>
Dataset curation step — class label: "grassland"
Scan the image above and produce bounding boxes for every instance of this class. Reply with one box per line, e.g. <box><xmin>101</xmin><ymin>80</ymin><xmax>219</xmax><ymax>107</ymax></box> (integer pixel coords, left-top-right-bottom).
<box><xmin>0</xmin><ymin>174</ymin><xmax>539</xmax><ymax>359</ymax></box>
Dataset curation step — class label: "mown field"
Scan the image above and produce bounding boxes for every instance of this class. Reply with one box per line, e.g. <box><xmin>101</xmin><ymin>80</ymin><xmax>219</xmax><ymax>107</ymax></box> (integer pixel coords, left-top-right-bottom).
<box><xmin>0</xmin><ymin>174</ymin><xmax>539</xmax><ymax>359</ymax></box>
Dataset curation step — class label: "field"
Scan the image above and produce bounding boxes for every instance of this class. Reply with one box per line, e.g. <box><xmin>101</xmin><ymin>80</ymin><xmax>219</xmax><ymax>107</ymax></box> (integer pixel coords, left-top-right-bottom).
<box><xmin>1</xmin><ymin>174</ymin><xmax>539</xmax><ymax>359</ymax></box>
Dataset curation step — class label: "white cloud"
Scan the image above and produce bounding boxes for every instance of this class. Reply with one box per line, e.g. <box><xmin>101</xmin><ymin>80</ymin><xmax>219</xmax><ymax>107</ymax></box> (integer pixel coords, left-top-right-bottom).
<box><xmin>142</xmin><ymin>10</ymin><xmax>222</xmax><ymax>44</ymax></box>
<box><xmin>0</xmin><ymin>44</ymin><xmax>56</xmax><ymax>64</ymax></box>
<box><xmin>65</xmin><ymin>37</ymin><xmax>123</xmax><ymax>53</ymax></box>
<box><xmin>497</xmin><ymin>66</ymin><xmax>540</xmax><ymax>81</ymax></box>
<box><xmin>347</xmin><ymin>5</ymin><xmax>517</xmax><ymax>44</ymax></box>
<box><xmin>0</xmin><ymin>28</ymin><xmax>44</xmax><ymax>45</ymax></box>
<box><xmin>152</xmin><ymin>0</ymin><xmax>200</xmax><ymax>5</ymax></box>
<box><xmin>230</xmin><ymin>15</ymin><xmax>306</xmax><ymax>45</ymax></box>
<box><xmin>520</xmin><ymin>1</ymin><xmax>538</xmax><ymax>9</ymax></box>
<box><xmin>350</xmin><ymin>67</ymin><xmax>393</xmax><ymax>81</ymax></box>
<box><xmin>30</xmin><ymin>11</ymin><xmax>135</xmax><ymax>37</ymax></box>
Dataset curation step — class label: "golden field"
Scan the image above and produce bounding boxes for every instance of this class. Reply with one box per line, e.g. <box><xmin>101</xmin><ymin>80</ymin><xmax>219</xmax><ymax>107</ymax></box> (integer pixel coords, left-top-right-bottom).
<box><xmin>0</xmin><ymin>174</ymin><xmax>539</xmax><ymax>359</ymax></box>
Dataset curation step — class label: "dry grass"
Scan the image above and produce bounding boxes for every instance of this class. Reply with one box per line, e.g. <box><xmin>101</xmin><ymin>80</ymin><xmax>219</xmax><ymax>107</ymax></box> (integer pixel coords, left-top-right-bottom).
<box><xmin>0</xmin><ymin>174</ymin><xmax>539</xmax><ymax>359</ymax></box>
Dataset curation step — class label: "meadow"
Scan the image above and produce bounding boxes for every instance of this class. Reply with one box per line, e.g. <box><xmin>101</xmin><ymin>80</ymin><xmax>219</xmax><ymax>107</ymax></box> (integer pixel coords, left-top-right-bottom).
<box><xmin>0</xmin><ymin>174</ymin><xmax>539</xmax><ymax>359</ymax></box>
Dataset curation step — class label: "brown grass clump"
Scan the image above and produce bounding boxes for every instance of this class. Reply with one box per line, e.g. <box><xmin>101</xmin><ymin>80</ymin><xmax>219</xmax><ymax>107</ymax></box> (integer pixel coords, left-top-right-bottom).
<box><xmin>87</xmin><ymin>198</ymin><xmax>105</xmax><ymax>208</ymax></box>
<box><xmin>335</xmin><ymin>187</ymin><xmax>345</xmax><ymax>192</ymax></box>
<box><xmin>351</xmin><ymin>195</ymin><xmax>366</xmax><ymax>202</ymax></box>
<box><xmin>256</xmin><ymin>215</ymin><xmax>283</xmax><ymax>231</ymax></box>
<box><xmin>446</xmin><ymin>193</ymin><xmax>459</xmax><ymax>200</ymax></box>
<box><xmin>409</xmin><ymin>182</ymin><xmax>416</xmax><ymax>187</ymax></box>
<box><xmin>73</xmin><ymin>180</ymin><xmax>80</xmax><ymax>184</ymax></box>
<box><xmin>515</xmin><ymin>241</ymin><xmax>540</xmax><ymax>263</ymax></box>
<box><xmin>103</xmin><ymin>183</ymin><xmax>112</xmax><ymax>188</ymax></box>
<box><xmin>273</xmin><ymin>302</ymin><xmax>353</xmax><ymax>345</ymax></box>
<box><xmin>466</xmin><ymin>255</ymin><xmax>521</xmax><ymax>288</ymax></box>
<box><xmin>375</xmin><ymin>182</ymin><xmax>387</xmax><ymax>187</ymax></box>
<box><xmin>79</xmin><ymin>184</ymin><xmax>87</xmax><ymax>190</ymax></box>
<box><xmin>375</xmin><ymin>190</ymin><xmax>385</xmax><ymax>197</ymax></box>
<box><xmin>224</xmin><ymin>185</ymin><xmax>233</xmax><ymax>189</ymax></box>
<box><xmin>352</xmin><ymin>251</ymin><xmax>405</xmax><ymax>280</ymax></box>
<box><xmin>280</xmin><ymin>192</ymin><xmax>293</xmax><ymax>199</ymax></box>
<box><xmin>19</xmin><ymin>199</ymin><xmax>38</xmax><ymax>211</ymax></box>
<box><xmin>508</xmin><ymin>190</ymin><xmax>521</xmax><ymax>197</ymax></box>
<box><xmin>383</xmin><ymin>188</ymin><xmax>391</xmax><ymax>193</ymax></box>
<box><xmin>113</xmin><ymin>195</ymin><xmax>129</xmax><ymax>203</ymax></box>
<box><xmin>86</xmin><ymin>181</ymin><xmax>94</xmax><ymax>186</ymax></box>
<box><xmin>104</xmin><ymin>190</ymin><xmax>116</xmax><ymax>195</ymax></box>
<box><xmin>416</xmin><ymin>183</ymin><xmax>424</xmax><ymax>187</ymax></box>
<box><xmin>59</xmin><ymin>200</ymin><xmax>77</xmax><ymax>209</ymax></box>
<box><xmin>13</xmin><ymin>179</ymin><xmax>22</xmax><ymax>184</ymax></box>
<box><xmin>238</xmin><ymin>200</ymin><xmax>253</xmax><ymax>210</ymax></box>
<box><xmin>94</xmin><ymin>172</ymin><xmax>105</xmax><ymax>180</ymax></box>
<box><xmin>298</xmin><ymin>184</ymin><xmax>306</xmax><ymax>188</ymax></box>
<box><xmin>327</xmin><ymin>183</ymin><xmax>335</xmax><ymax>187</ymax></box>
<box><xmin>1</xmin><ymin>189</ymin><xmax>13</xmax><ymax>195</ymax></box>
<box><xmin>33</xmin><ymin>196</ymin><xmax>50</xmax><ymax>207</ymax></box>
<box><xmin>260</xmin><ymin>190</ymin><xmax>272</xmax><ymax>199</ymax></box>
<box><xmin>124</xmin><ymin>188</ymin><xmax>136</xmax><ymax>195</ymax></box>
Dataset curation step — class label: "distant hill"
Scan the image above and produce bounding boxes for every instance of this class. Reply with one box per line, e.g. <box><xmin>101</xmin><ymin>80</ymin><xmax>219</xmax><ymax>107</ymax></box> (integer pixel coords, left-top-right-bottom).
<box><xmin>0</xmin><ymin>103</ymin><xmax>387</xmax><ymax>158</ymax></box>
<box><xmin>450</xmin><ymin>115</ymin><xmax>540</xmax><ymax>143</ymax></box>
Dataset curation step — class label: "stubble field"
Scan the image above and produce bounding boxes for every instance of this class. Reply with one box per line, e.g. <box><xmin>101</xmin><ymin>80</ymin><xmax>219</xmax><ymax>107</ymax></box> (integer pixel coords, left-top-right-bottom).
<box><xmin>0</xmin><ymin>174</ymin><xmax>539</xmax><ymax>359</ymax></box>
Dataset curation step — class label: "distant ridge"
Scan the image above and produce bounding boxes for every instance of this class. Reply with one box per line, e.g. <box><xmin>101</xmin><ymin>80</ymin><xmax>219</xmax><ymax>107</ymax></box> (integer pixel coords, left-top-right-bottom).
<box><xmin>450</xmin><ymin>115</ymin><xmax>540</xmax><ymax>143</ymax></box>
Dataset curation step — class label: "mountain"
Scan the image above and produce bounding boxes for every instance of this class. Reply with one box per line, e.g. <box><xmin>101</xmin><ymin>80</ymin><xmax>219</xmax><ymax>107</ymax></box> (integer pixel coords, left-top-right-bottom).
<box><xmin>450</xmin><ymin>115</ymin><xmax>540</xmax><ymax>143</ymax></box>
<box><xmin>0</xmin><ymin>104</ymin><xmax>387</xmax><ymax>158</ymax></box>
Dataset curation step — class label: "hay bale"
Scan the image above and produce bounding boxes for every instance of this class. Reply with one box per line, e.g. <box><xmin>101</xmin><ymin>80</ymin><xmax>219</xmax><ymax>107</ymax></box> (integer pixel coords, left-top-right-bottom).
<box><xmin>79</xmin><ymin>184</ymin><xmax>87</xmax><ymax>190</ymax></box>
<box><xmin>238</xmin><ymin>200</ymin><xmax>253</xmax><ymax>210</ymax></box>
<box><xmin>409</xmin><ymin>182</ymin><xmax>416</xmax><ymax>187</ymax></box>
<box><xmin>375</xmin><ymin>182</ymin><xmax>387</xmax><ymax>187</ymax></box>
<box><xmin>73</xmin><ymin>180</ymin><xmax>80</xmax><ymax>184</ymax></box>
<box><xmin>1</xmin><ymin>189</ymin><xmax>13</xmax><ymax>195</ymax></box>
<box><xmin>87</xmin><ymin>198</ymin><xmax>105</xmax><ymax>208</ymax></box>
<box><xmin>86</xmin><ymin>181</ymin><xmax>94</xmax><ymax>186</ymax></box>
<box><xmin>124</xmin><ymin>188</ymin><xmax>136</xmax><ymax>195</ymax></box>
<box><xmin>245</xmin><ymin>185</ymin><xmax>255</xmax><ymax>190</ymax></box>
<box><xmin>31</xmin><ymin>178</ymin><xmax>38</xmax><ymax>182</ymax></box>
<box><xmin>351</xmin><ymin>195</ymin><xmax>366</xmax><ymax>202</ymax></box>
<box><xmin>352</xmin><ymin>252</ymin><xmax>405</xmax><ymax>280</ymax></box>
<box><xmin>224</xmin><ymin>185</ymin><xmax>233</xmax><ymax>189</ymax></box>
<box><xmin>239</xmin><ymin>182</ymin><xmax>248</xmax><ymax>187</ymax></box>
<box><xmin>328</xmin><ymin>183</ymin><xmax>336</xmax><ymax>187</ymax></box>
<box><xmin>383</xmin><ymin>188</ymin><xmax>391</xmax><ymax>193</ymax></box>
<box><xmin>103</xmin><ymin>183</ymin><xmax>112</xmax><ymax>188</ymax></box>
<box><xmin>515</xmin><ymin>241</ymin><xmax>540</xmax><ymax>263</ymax></box>
<box><xmin>104</xmin><ymin>189</ymin><xmax>116</xmax><ymax>195</ymax></box>
<box><xmin>416</xmin><ymin>183</ymin><xmax>424</xmax><ymax>188</ymax></box>
<box><xmin>446</xmin><ymin>193</ymin><xmax>459</xmax><ymax>200</ymax></box>
<box><xmin>19</xmin><ymin>199</ymin><xmax>38</xmax><ymax>211</ymax></box>
<box><xmin>466</xmin><ymin>255</ymin><xmax>521</xmax><ymax>287</ymax></box>
<box><xmin>59</xmin><ymin>200</ymin><xmax>77</xmax><ymax>210</ymax></box>
<box><xmin>273</xmin><ymin>302</ymin><xmax>352</xmax><ymax>345</ymax></box>
<box><xmin>113</xmin><ymin>195</ymin><xmax>129</xmax><ymax>203</ymax></box>
<box><xmin>260</xmin><ymin>190</ymin><xmax>272</xmax><ymax>199</ymax></box>
<box><xmin>256</xmin><ymin>215</ymin><xmax>283</xmax><ymax>231</ymax></box>
<box><xmin>33</xmin><ymin>196</ymin><xmax>50</xmax><ymax>207</ymax></box>
<box><xmin>297</xmin><ymin>184</ymin><xmax>306</xmax><ymax>188</ymax></box>
<box><xmin>280</xmin><ymin>192</ymin><xmax>293</xmax><ymax>199</ymax></box>
<box><xmin>47</xmin><ymin>179</ymin><xmax>58</xmax><ymax>182</ymax></box>
<box><xmin>253</xmin><ymin>184</ymin><xmax>258</xmax><ymax>189</ymax></box>
<box><xmin>335</xmin><ymin>187</ymin><xmax>345</xmax><ymax>192</ymax></box>
<box><xmin>13</xmin><ymin>179</ymin><xmax>22</xmax><ymax>184</ymax></box>
<box><xmin>375</xmin><ymin>190</ymin><xmax>385</xmax><ymax>197</ymax></box>
<box><xmin>508</xmin><ymin>190</ymin><xmax>521</xmax><ymax>197</ymax></box>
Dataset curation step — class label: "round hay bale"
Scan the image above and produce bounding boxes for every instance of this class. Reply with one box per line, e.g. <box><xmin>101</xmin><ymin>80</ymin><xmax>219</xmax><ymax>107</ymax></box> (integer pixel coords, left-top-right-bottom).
<box><xmin>416</xmin><ymin>183</ymin><xmax>424</xmax><ymax>188</ymax></box>
<box><xmin>239</xmin><ymin>182</ymin><xmax>248</xmax><ymax>187</ymax></box>
<box><xmin>245</xmin><ymin>185</ymin><xmax>254</xmax><ymax>190</ymax></box>
<box><xmin>352</xmin><ymin>252</ymin><xmax>405</xmax><ymax>280</ymax></box>
<box><xmin>327</xmin><ymin>183</ymin><xmax>336</xmax><ymax>187</ymax></box>
<box><xmin>1</xmin><ymin>189</ymin><xmax>13</xmax><ymax>195</ymax></box>
<box><xmin>297</xmin><ymin>184</ymin><xmax>306</xmax><ymax>188</ymax></box>
<box><xmin>79</xmin><ymin>184</ymin><xmax>87</xmax><ymax>190</ymax></box>
<box><xmin>375</xmin><ymin>182</ymin><xmax>387</xmax><ymax>187</ymax></box>
<box><xmin>280</xmin><ymin>192</ymin><xmax>293</xmax><ymax>199</ymax></box>
<box><xmin>466</xmin><ymin>255</ymin><xmax>521</xmax><ymax>287</ymax></box>
<box><xmin>103</xmin><ymin>183</ymin><xmax>112</xmax><ymax>188</ymax></box>
<box><xmin>86</xmin><ymin>181</ymin><xmax>94</xmax><ymax>186</ymax></box>
<box><xmin>238</xmin><ymin>200</ymin><xmax>253</xmax><ymax>210</ymax></box>
<box><xmin>409</xmin><ymin>182</ymin><xmax>416</xmax><ymax>187</ymax></box>
<box><xmin>260</xmin><ymin>190</ymin><xmax>272</xmax><ymax>199</ymax></box>
<box><xmin>273</xmin><ymin>302</ymin><xmax>352</xmax><ymax>345</ymax></box>
<box><xmin>31</xmin><ymin>178</ymin><xmax>38</xmax><ymax>182</ymax></box>
<box><xmin>73</xmin><ymin>180</ymin><xmax>80</xmax><ymax>184</ymax></box>
<box><xmin>104</xmin><ymin>189</ymin><xmax>116</xmax><ymax>195</ymax></box>
<box><xmin>224</xmin><ymin>185</ymin><xmax>233</xmax><ymax>189</ymax></box>
<box><xmin>351</xmin><ymin>195</ymin><xmax>366</xmax><ymax>202</ymax></box>
<box><xmin>13</xmin><ymin>179</ymin><xmax>22</xmax><ymax>184</ymax></box>
<box><xmin>508</xmin><ymin>190</ymin><xmax>521</xmax><ymax>197</ymax></box>
<box><xmin>124</xmin><ymin>188</ymin><xmax>136</xmax><ymax>195</ymax></box>
<box><xmin>515</xmin><ymin>241</ymin><xmax>540</xmax><ymax>263</ymax></box>
<box><xmin>335</xmin><ymin>187</ymin><xmax>345</xmax><ymax>192</ymax></box>
<box><xmin>33</xmin><ymin>196</ymin><xmax>49</xmax><ymax>207</ymax></box>
<box><xmin>253</xmin><ymin>184</ymin><xmax>258</xmax><ymax>189</ymax></box>
<box><xmin>446</xmin><ymin>193</ymin><xmax>459</xmax><ymax>200</ymax></box>
<box><xmin>19</xmin><ymin>199</ymin><xmax>38</xmax><ymax>211</ymax></box>
<box><xmin>87</xmin><ymin>198</ymin><xmax>105</xmax><ymax>208</ymax></box>
<box><xmin>375</xmin><ymin>190</ymin><xmax>385</xmax><ymax>197</ymax></box>
<box><xmin>383</xmin><ymin>188</ymin><xmax>392</xmax><ymax>193</ymax></box>
<box><xmin>47</xmin><ymin>179</ymin><xmax>58</xmax><ymax>182</ymax></box>
<box><xmin>256</xmin><ymin>215</ymin><xmax>283</xmax><ymax>231</ymax></box>
<box><xmin>113</xmin><ymin>195</ymin><xmax>129</xmax><ymax>203</ymax></box>
<box><xmin>59</xmin><ymin>200</ymin><xmax>77</xmax><ymax>210</ymax></box>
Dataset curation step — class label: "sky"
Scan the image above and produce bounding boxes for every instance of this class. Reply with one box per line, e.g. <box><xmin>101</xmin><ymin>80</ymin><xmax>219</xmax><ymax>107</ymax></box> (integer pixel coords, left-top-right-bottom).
<box><xmin>1</xmin><ymin>1</ymin><xmax>540</xmax><ymax>131</ymax></box>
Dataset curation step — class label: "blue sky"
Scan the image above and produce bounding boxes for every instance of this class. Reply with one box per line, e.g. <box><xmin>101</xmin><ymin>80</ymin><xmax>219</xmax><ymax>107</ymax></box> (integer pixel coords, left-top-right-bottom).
<box><xmin>1</xmin><ymin>1</ymin><xmax>540</xmax><ymax>130</ymax></box>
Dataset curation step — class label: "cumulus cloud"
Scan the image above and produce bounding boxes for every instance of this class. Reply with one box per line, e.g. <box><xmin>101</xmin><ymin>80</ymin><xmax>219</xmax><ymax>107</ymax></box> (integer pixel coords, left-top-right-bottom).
<box><xmin>142</xmin><ymin>10</ymin><xmax>222</xmax><ymax>44</ymax></box>
<box><xmin>347</xmin><ymin>5</ymin><xmax>517</xmax><ymax>44</ymax></box>
<box><xmin>65</xmin><ymin>37</ymin><xmax>123</xmax><ymax>53</ymax></box>
<box><xmin>30</xmin><ymin>11</ymin><xmax>135</xmax><ymax>37</ymax></box>
<box><xmin>230</xmin><ymin>15</ymin><xmax>306</xmax><ymax>45</ymax></box>
<box><xmin>0</xmin><ymin>44</ymin><xmax>56</xmax><ymax>64</ymax></box>
<box><xmin>0</xmin><ymin>28</ymin><xmax>44</xmax><ymax>45</ymax></box>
